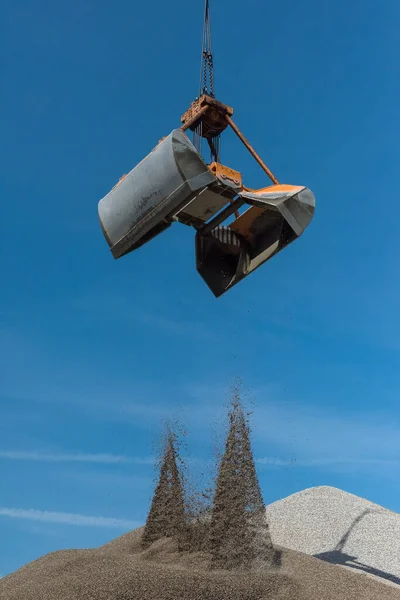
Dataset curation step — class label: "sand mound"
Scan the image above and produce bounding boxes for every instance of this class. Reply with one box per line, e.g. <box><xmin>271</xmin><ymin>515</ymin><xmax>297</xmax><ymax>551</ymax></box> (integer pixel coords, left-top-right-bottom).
<box><xmin>1</xmin><ymin>528</ymin><xmax>399</xmax><ymax>600</ymax></box>
<box><xmin>266</xmin><ymin>486</ymin><xmax>400</xmax><ymax>587</ymax></box>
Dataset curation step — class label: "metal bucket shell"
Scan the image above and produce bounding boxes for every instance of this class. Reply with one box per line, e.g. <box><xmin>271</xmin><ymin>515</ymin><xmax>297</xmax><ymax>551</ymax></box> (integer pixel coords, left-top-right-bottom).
<box><xmin>98</xmin><ymin>129</ymin><xmax>216</xmax><ymax>258</ymax></box>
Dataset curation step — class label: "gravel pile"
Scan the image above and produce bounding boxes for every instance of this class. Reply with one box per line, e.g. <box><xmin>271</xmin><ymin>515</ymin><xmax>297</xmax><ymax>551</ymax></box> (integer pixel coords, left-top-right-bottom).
<box><xmin>265</xmin><ymin>486</ymin><xmax>400</xmax><ymax>587</ymax></box>
<box><xmin>1</xmin><ymin>528</ymin><xmax>399</xmax><ymax>600</ymax></box>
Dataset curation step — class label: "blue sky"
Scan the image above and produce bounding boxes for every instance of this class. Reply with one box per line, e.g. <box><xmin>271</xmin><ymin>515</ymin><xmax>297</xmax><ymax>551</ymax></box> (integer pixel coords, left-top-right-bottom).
<box><xmin>1</xmin><ymin>0</ymin><xmax>399</xmax><ymax>578</ymax></box>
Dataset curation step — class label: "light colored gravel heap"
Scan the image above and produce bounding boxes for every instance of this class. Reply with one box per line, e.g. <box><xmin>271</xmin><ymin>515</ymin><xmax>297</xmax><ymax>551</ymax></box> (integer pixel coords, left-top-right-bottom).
<box><xmin>265</xmin><ymin>485</ymin><xmax>400</xmax><ymax>587</ymax></box>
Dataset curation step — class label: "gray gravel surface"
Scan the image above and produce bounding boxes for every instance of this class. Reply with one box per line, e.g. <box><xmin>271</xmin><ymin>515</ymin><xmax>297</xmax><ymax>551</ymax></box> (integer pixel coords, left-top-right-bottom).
<box><xmin>265</xmin><ymin>486</ymin><xmax>400</xmax><ymax>587</ymax></box>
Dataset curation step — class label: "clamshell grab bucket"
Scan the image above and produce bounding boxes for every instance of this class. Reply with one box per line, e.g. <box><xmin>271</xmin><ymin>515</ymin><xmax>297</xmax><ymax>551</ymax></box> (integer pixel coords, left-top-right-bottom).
<box><xmin>195</xmin><ymin>185</ymin><xmax>315</xmax><ymax>297</ymax></box>
<box><xmin>97</xmin><ymin>85</ymin><xmax>317</xmax><ymax>298</ymax></box>
<box><xmin>98</xmin><ymin>129</ymin><xmax>217</xmax><ymax>259</ymax></box>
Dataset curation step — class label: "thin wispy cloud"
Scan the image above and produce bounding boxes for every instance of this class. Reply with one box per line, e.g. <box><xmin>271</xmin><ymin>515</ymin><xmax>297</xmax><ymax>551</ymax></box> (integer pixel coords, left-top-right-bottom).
<box><xmin>256</xmin><ymin>457</ymin><xmax>400</xmax><ymax>468</ymax></box>
<box><xmin>0</xmin><ymin>507</ymin><xmax>142</xmax><ymax>529</ymax></box>
<box><xmin>0</xmin><ymin>450</ymin><xmax>155</xmax><ymax>465</ymax></box>
<box><xmin>7</xmin><ymin>449</ymin><xmax>395</xmax><ymax>471</ymax></box>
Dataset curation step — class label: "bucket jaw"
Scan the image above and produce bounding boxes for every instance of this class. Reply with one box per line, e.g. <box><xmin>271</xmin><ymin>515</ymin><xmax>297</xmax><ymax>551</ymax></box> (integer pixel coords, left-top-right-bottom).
<box><xmin>195</xmin><ymin>185</ymin><xmax>315</xmax><ymax>297</ymax></box>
